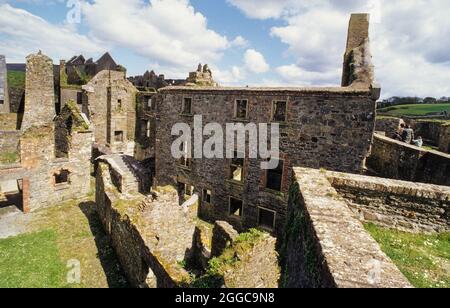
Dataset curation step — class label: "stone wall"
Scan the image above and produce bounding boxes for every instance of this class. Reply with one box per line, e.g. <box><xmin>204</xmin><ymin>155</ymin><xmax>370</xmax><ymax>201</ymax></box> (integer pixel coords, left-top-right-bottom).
<box><xmin>411</xmin><ymin>120</ymin><xmax>443</xmax><ymax>146</ymax></box>
<box><xmin>0</xmin><ymin>55</ymin><xmax>8</xmax><ymax>113</ymax></box>
<box><xmin>0</xmin><ymin>131</ymin><xmax>20</xmax><ymax>158</ymax></box>
<box><xmin>95</xmin><ymin>163</ymin><xmax>195</xmax><ymax>288</ymax></box>
<box><xmin>375</xmin><ymin>117</ymin><xmax>404</xmax><ymax>135</ymax></box>
<box><xmin>0</xmin><ymin>113</ymin><xmax>18</xmax><ymax>131</ymax></box>
<box><xmin>438</xmin><ymin>124</ymin><xmax>450</xmax><ymax>153</ymax></box>
<box><xmin>22</xmin><ymin>51</ymin><xmax>55</xmax><ymax>131</ymax></box>
<box><xmin>155</xmin><ymin>87</ymin><xmax>376</xmax><ymax>235</ymax></box>
<box><xmin>134</xmin><ymin>91</ymin><xmax>156</xmax><ymax>161</ymax></box>
<box><xmin>282</xmin><ymin>168</ymin><xmax>411</xmax><ymax>288</ymax></box>
<box><xmin>211</xmin><ymin>221</ymin><xmax>239</xmax><ymax>257</ymax></box>
<box><xmin>83</xmin><ymin>70</ymin><xmax>137</xmax><ymax>155</ymax></box>
<box><xmin>367</xmin><ymin>134</ymin><xmax>450</xmax><ymax>186</ymax></box>
<box><xmin>328</xmin><ymin>171</ymin><xmax>449</xmax><ymax>233</ymax></box>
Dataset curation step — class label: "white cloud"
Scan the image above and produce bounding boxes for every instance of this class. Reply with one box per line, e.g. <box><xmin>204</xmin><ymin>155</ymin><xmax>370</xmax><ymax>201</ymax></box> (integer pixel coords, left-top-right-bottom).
<box><xmin>230</xmin><ymin>0</ymin><xmax>450</xmax><ymax>98</ymax></box>
<box><xmin>81</xmin><ymin>0</ymin><xmax>229</xmax><ymax>71</ymax></box>
<box><xmin>230</xmin><ymin>35</ymin><xmax>249</xmax><ymax>48</ymax></box>
<box><xmin>0</xmin><ymin>3</ymin><xmax>104</xmax><ymax>62</ymax></box>
<box><xmin>244</xmin><ymin>49</ymin><xmax>269</xmax><ymax>73</ymax></box>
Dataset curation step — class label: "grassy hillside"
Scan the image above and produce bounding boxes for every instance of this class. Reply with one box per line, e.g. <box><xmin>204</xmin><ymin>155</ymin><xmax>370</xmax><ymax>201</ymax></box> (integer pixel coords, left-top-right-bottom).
<box><xmin>378</xmin><ymin>104</ymin><xmax>450</xmax><ymax>117</ymax></box>
<box><xmin>7</xmin><ymin>71</ymin><xmax>26</xmax><ymax>89</ymax></box>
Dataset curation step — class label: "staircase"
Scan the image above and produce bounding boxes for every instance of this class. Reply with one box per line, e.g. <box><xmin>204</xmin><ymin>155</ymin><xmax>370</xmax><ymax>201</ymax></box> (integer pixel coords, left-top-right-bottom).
<box><xmin>107</xmin><ymin>155</ymin><xmax>140</xmax><ymax>194</ymax></box>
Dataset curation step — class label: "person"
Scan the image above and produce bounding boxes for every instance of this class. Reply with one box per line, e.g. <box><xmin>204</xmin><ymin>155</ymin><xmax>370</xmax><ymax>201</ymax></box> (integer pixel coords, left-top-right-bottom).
<box><xmin>402</xmin><ymin>125</ymin><xmax>415</xmax><ymax>144</ymax></box>
<box><xmin>413</xmin><ymin>136</ymin><xmax>423</xmax><ymax>147</ymax></box>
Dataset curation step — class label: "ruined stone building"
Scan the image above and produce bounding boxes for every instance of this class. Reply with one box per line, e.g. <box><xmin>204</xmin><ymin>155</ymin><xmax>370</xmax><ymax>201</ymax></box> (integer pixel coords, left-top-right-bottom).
<box><xmin>0</xmin><ymin>51</ymin><xmax>93</xmax><ymax>213</ymax></box>
<box><xmin>152</xmin><ymin>14</ymin><xmax>379</xmax><ymax>236</ymax></box>
<box><xmin>128</xmin><ymin>70</ymin><xmax>186</xmax><ymax>91</ymax></box>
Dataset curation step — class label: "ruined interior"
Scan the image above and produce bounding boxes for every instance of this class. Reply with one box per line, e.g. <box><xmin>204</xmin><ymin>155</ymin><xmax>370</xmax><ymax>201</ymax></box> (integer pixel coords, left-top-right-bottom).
<box><xmin>0</xmin><ymin>13</ymin><xmax>448</xmax><ymax>289</ymax></box>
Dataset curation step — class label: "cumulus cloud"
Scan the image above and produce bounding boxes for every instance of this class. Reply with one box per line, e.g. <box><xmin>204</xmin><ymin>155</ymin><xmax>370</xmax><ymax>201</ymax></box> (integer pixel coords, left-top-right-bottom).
<box><xmin>230</xmin><ymin>0</ymin><xmax>450</xmax><ymax>97</ymax></box>
<box><xmin>0</xmin><ymin>3</ymin><xmax>104</xmax><ymax>62</ymax></box>
<box><xmin>244</xmin><ymin>49</ymin><xmax>269</xmax><ymax>73</ymax></box>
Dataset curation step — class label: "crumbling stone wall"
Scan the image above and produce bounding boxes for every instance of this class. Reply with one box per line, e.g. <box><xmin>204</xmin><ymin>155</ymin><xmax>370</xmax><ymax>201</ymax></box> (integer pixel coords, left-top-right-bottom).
<box><xmin>155</xmin><ymin>88</ymin><xmax>376</xmax><ymax>235</ymax></box>
<box><xmin>0</xmin><ymin>113</ymin><xmax>18</xmax><ymax>131</ymax></box>
<box><xmin>134</xmin><ymin>91</ymin><xmax>156</xmax><ymax>161</ymax></box>
<box><xmin>83</xmin><ymin>70</ymin><xmax>137</xmax><ymax>154</ymax></box>
<box><xmin>439</xmin><ymin>124</ymin><xmax>450</xmax><ymax>153</ymax></box>
<box><xmin>328</xmin><ymin>171</ymin><xmax>449</xmax><ymax>233</ymax></box>
<box><xmin>0</xmin><ymin>131</ymin><xmax>21</xmax><ymax>164</ymax></box>
<box><xmin>22</xmin><ymin>51</ymin><xmax>55</xmax><ymax>131</ymax></box>
<box><xmin>0</xmin><ymin>55</ymin><xmax>8</xmax><ymax>113</ymax></box>
<box><xmin>211</xmin><ymin>221</ymin><xmax>239</xmax><ymax>257</ymax></box>
<box><xmin>375</xmin><ymin>117</ymin><xmax>405</xmax><ymax>136</ymax></box>
<box><xmin>367</xmin><ymin>134</ymin><xmax>450</xmax><ymax>186</ymax></box>
<box><xmin>95</xmin><ymin>163</ymin><xmax>195</xmax><ymax>288</ymax></box>
<box><xmin>282</xmin><ymin>168</ymin><xmax>411</xmax><ymax>288</ymax></box>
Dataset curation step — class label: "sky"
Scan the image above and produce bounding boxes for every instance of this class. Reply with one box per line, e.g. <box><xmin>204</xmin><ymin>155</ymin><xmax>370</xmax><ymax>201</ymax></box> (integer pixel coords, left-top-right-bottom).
<box><xmin>0</xmin><ymin>0</ymin><xmax>449</xmax><ymax>99</ymax></box>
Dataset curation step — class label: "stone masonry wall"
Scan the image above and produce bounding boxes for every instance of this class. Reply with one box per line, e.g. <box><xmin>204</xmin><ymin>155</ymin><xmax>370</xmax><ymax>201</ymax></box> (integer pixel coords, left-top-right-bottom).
<box><xmin>0</xmin><ymin>131</ymin><xmax>21</xmax><ymax>159</ymax></box>
<box><xmin>156</xmin><ymin>87</ymin><xmax>376</xmax><ymax>236</ymax></box>
<box><xmin>328</xmin><ymin>171</ymin><xmax>449</xmax><ymax>233</ymax></box>
<box><xmin>282</xmin><ymin>168</ymin><xmax>412</xmax><ymax>288</ymax></box>
<box><xmin>0</xmin><ymin>113</ymin><xmax>18</xmax><ymax>131</ymax></box>
<box><xmin>83</xmin><ymin>70</ymin><xmax>137</xmax><ymax>155</ymax></box>
<box><xmin>367</xmin><ymin>134</ymin><xmax>450</xmax><ymax>186</ymax></box>
<box><xmin>22</xmin><ymin>51</ymin><xmax>55</xmax><ymax>131</ymax></box>
<box><xmin>375</xmin><ymin>117</ymin><xmax>404</xmax><ymax>135</ymax></box>
<box><xmin>438</xmin><ymin>124</ymin><xmax>450</xmax><ymax>153</ymax></box>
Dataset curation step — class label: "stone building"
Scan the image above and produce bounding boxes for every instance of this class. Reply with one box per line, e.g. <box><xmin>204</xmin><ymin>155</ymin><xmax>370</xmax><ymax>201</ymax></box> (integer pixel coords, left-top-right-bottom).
<box><xmin>0</xmin><ymin>55</ymin><xmax>9</xmax><ymax>113</ymax></box>
<box><xmin>153</xmin><ymin>14</ymin><xmax>380</xmax><ymax>236</ymax></box>
<box><xmin>0</xmin><ymin>51</ymin><xmax>93</xmax><ymax>213</ymax></box>
<box><xmin>128</xmin><ymin>70</ymin><xmax>186</xmax><ymax>91</ymax></box>
<box><xmin>82</xmin><ymin>70</ymin><xmax>138</xmax><ymax>155</ymax></box>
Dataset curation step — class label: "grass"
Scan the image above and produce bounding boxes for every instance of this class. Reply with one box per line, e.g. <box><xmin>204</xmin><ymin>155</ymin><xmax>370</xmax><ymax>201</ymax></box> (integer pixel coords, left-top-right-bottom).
<box><xmin>0</xmin><ymin>230</ymin><xmax>68</xmax><ymax>288</ymax></box>
<box><xmin>0</xmin><ymin>151</ymin><xmax>19</xmax><ymax>164</ymax></box>
<box><xmin>378</xmin><ymin>103</ymin><xmax>450</xmax><ymax>117</ymax></box>
<box><xmin>0</xmin><ymin>182</ymin><xmax>129</xmax><ymax>288</ymax></box>
<box><xmin>365</xmin><ymin>223</ymin><xmax>450</xmax><ymax>288</ymax></box>
<box><xmin>7</xmin><ymin>71</ymin><xmax>25</xmax><ymax>88</ymax></box>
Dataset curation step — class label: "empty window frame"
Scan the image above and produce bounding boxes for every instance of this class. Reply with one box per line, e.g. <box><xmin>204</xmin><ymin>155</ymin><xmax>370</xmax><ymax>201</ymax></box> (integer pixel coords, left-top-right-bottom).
<box><xmin>0</xmin><ymin>100</ymin><xmax>4</xmax><ymax>105</ymax></box>
<box><xmin>235</xmin><ymin>99</ymin><xmax>248</xmax><ymax>120</ymax></box>
<box><xmin>114</xmin><ymin>131</ymin><xmax>124</xmax><ymax>142</ymax></box>
<box><xmin>55</xmin><ymin>170</ymin><xmax>70</xmax><ymax>185</ymax></box>
<box><xmin>229</xmin><ymin>197</ymin><xmax>243</xmax><ymax>217</ymax></box>
<box><xmin>185</xmin><ymin>184</ymin><xmax>194</xmax><ymax>196</ymax></box>
<box><xmin>203</xmin><ymin>189</ymin><xmax>212</xmax><ymax>204</ymax></box>
<box><xmin>266</xmin><ymin>159</ymin><xmax>284</xmax><ymax>191</ymax></box>
<box><xmin>148</xmin><ymin>97</ymin><xmax>156</xmax><ymax>110</ymax></box>
<box><xmin>272</xmin><ymin>101</ymin><xmax>287</xmax><ymax>122</ymax></box>
<box><xmin>118</xmin><ymin>99</ymin><xmax>122</xmax><ymax>109</ymax></box>
<box><xmin>182</xmin><ymin>97</ymin><xmax>192</xmax><ymax>115</ymax></box>
<box><xmin>142</xmin><ymin>120</ymin><xmax>151</xmax><ymax>138</ymax></box>
<box><xmin>230</xmin><ymin>151</ymin><xmax>244</xmax><ymax>182</ymax></box>
<box><xmin>258</xmin><ymin>207</ymin><xmax>276</xmax><ymax>231</ymax></box>
<box><xmin>180</xmin><ymin>141</ymin><xmax>191</xmax><ymax>167</ymax></box>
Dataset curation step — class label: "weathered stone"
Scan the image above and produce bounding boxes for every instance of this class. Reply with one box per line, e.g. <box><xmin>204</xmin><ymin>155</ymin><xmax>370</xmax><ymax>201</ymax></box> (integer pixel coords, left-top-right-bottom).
<box><xmin>211</xmin><ymin>221</ymin><xmax>239</xmax><ymax>257</ymax></box>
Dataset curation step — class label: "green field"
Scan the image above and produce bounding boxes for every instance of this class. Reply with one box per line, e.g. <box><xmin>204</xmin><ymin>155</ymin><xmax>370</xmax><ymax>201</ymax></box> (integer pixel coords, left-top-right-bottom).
<box><xmin>7</xmin><ymin>71</ymin><xmax>26</xmax><ymax>88</ymax></box>
<box><xmin>365</xmin><ymin>224</ymin><xmax>450</xmax><ymax>288</ymax></box>
<box><xmin>378</xmin><ymin>104</ymin><xmax>450</xmax><ymax>117</ymax></box>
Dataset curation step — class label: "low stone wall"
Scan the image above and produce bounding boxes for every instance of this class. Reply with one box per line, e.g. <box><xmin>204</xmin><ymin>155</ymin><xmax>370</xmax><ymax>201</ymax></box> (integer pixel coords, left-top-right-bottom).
<box><xmin>282</xmin><ymin>168</ymin><xmax>412</xmax><ymax>288</ymax></box>
<box><xmin>328</xmin><ymin>172</ymin><xmax>449</xmax><ymax>233</ymax></box>
<box><xmin>375</xmin><ymin>117</ymin><xmax>404</xmax><ymax>135</ymax></box>
<box><xmin>0</xmin><ymin>131</ymin><xmax>20</xmax><ymax>155</ymax></box>
<box><xmin>438</xmin><ymin>125</ymin><xmax>450</xmax><ymax>153</ymax></box>
<box><xmin>411</xmin><ymin>120</ymin><xmax>443</xmax><ymax>146</ymax></box>
<box><xmin>367</xmin><ymin>134</ymin><xmax>450</xmax><ymax>186</ymax></box>
<box><xmin>0</xmin><ymin>113</ymin><xmax>18</xmax><ymax>131</ymax></box>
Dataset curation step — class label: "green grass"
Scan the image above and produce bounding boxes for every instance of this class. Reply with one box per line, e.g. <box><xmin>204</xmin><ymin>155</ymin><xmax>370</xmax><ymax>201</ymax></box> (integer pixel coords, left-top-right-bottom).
<box><xmin>0</xmin><ymin>151</ymin><xmax>19</xmax><ymax>164</ymax></box>
<box><xmin>378</xmin><ymin>103</ymin><xmax>450</xmax><ymax>117</ymax></box>
<box><xmin>0</xmin><ymin>230</ymin><xmax>68</xmax><ymax>288</ymax></box>
<box><xmin>7</xmin><ymin>71</ymin><xmax>25</xmax><ymax>88</ymax></box>
<box><xmin>365</xmin><ymin>223</ymin><xmax>450</xmax><ymax>288</ymax></box>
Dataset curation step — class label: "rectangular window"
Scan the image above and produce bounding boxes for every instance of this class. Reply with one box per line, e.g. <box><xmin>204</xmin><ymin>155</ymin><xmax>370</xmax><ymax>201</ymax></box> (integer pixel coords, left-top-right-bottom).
<box><xmin>266</xmin><ymin>159</ymin><xmax>284</xmax><ymax>191</ymax></box>
<box><xmin>180</xmin><ymin>141</ymin><xmax>191</xmax><ymax>167</ymax></box>
<box><xmin>118</xmin><ymin>99</ymin><xmax>122</xmax><ymax>109</ymax></box>
<box><xmin>230</xmin><ymin>151</ymin><xmax>244</xmax><ymax>182</ymax></box>
<box><xmin>203</xmin><ymin>189</ymin><xmax>211</xmax><ymax>204</ymax></box>
<box><xmin>76</xmin><ymin>92</ymin><xmax>82</xmax><ymax>105</ymax></box>
<box><xmin>0</xmin><ymin>100</ymin><xmax>3</xmax><ymax>105</ymax></box>
<box><xmin>146</xmin><ymin>121</ymin><xmax>151</xmax><ymax>138</ymax></box>
<box><xmin>182</xmin><ymin>97</ymin><xmax>192</xmax><ymax>114</ymax></box>
<box><xmin>142</xmin><ymin>120</ymin><xmax>151</xmax><ymax>138</ymax></box>
<box><xmin>55</xmin><ymin>170</ymin><xmax>70</xmax><ymax>185</ymax></box>
<box><xmin>272</xmin><ymin>101</ymin><xmax>287</xmax><ymax>122</ymax></box>
<box><xmin>235</xmin><ymin>99</ymin><xmax>248</xmax><ymax>119</ymax></box>
<box><xmin>258</xmin><ymin>208</ymin><xmax>276</xmax><ymax>231</ymax></box>
<box><xmin>229</xmin><ymin>197</ymin><xmax>243</xmax><ymax>217</ymax></box>
<box><xmin>185</xmin><ymin>184</ymin><xmax>194</xmax><ymax>196</ymax></box>
<box><xmin>114</xmin><ymin>131</ymin><xmax>124</xmax><ymax>142</ymax></box>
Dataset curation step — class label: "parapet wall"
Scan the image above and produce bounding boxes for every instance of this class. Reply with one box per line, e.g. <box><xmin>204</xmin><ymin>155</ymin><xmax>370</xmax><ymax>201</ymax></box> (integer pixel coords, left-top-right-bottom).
<box><xmin>282</xmin><ymin>168</ymin><xmax>412</xmax><ymax>288</ymax></box>
<box><xmin>375</xmin><ymin>117</ymin><xmax>404</xmax><ymax>135</ymax></box>
<box><xmin>367</xmin><ymin>134</ymin><xmax>450</xmax><ymax>186</ymax></box>
<box><xmin>328</xmin><ymin>172</ymin><xmax>449</xmax><ymax>233</ymax></box>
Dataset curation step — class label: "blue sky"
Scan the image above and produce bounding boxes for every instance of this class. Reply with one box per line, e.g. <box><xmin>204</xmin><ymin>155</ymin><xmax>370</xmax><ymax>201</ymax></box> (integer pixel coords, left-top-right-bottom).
<box><xmin>1</xmin><ymin>0</ymin><xmax>450</xmax><ymax>98</ymax></box>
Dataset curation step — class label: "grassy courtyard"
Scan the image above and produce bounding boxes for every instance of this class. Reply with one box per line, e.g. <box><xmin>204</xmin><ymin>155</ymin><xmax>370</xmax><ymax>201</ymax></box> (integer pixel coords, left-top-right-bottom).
<box><xmin>365</xmin><ymin>223</ymin><xmax>450</xmax><ymax>288</ymax></box>
<box><xmin>378</xmin><ymin>103</ymin><xmax>450</xmax><ymax>117</ymax></box>
<box><xmin>0</xmin><ymin>196</ymin><xmax>129</xmax><ymax>288</ymax></box>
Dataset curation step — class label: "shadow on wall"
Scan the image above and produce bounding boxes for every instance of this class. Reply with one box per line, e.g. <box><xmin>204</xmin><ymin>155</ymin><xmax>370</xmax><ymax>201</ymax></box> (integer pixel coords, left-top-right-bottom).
<box><xmin>78</xmin><ymin>201</ymin><xmax>130</xmax><ymax>288</ymax></box>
